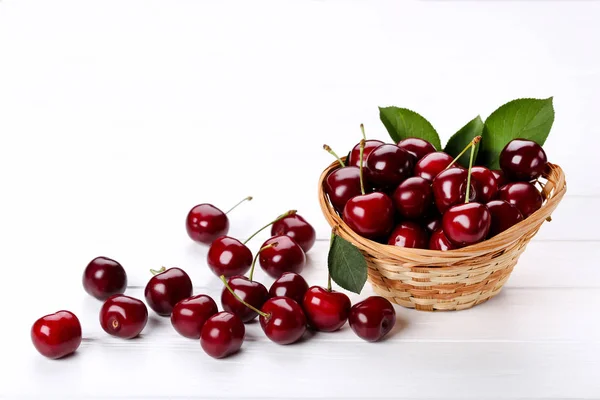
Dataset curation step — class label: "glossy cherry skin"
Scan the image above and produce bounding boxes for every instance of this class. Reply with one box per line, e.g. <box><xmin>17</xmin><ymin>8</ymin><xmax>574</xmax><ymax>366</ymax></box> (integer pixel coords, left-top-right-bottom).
<box><xmin>429</xmin><ymin>228</ymin><xmax>456</xmax><ymax>251</ymax></box>
<box><xmin>397</xmin><ymin>137</ymin><xmax>436</xmax><ymax>162</ymax></box>
<box><xmin>221</xmin><ymin>276</ymin><xmax>269</xmax><ymax>323</ymax></box>
<box><xmin>424</xmin><ymin>215</ymin><xmax>442</xmax><ymax>233</ymax></box>
<box><xmin>387</xmin><ymin>222</ymin><xmax>429</xmax><ymax>249</ymax></box>
<box><xmin>144</xmin><ymin>268</ymin><xmax>193</xmax><ymax>317</ymax></box>
<box><xmin>186</xmin><ymin>204</ymin><xmax>228</xmax><ymax>244</ymax></box>
<box><xmin>260</xmin><ymin>297</ymin><xmax>307</xmax><ymax>345</ymax></box>
<box><xmin>365</xmin><ymin>144</ymin><xmax>414</xmax><ymax>190</ymax></box>
<box><xmin>486</xmin><ymin>200</ymin><xmax>524</xmax><ymax>237</ymax></box>
<box><xmin>442</xmin><ymin>202</ymin><xmax>491</xmax><ymax>247</ymax></box>
<box><xmin>498</xmin><ymin>182</ymin><xmax>543</xmax><ymax>218</ymax></box>
<box><xmin>500</xmin><ymin>139</ymin><xmax>548</xmax><ymax>181</ymax></box>
<box><xmin>432</xmin><ymin>167</ymin><xmax>474</xmax><ymax>214</ymax></box>
<box><xmin>31</xmin><ymin>311</ymin><xmax>82</xmax><ymax>359</ymax></box>
<box><xmin>471</xmin><ymin>166</ymin><xmax>498</xmax><ymax>203</ymax></box>
<box><xmin>171</xmin><ymin>295</ymin><xmax>219</xmax><ymax>339</ymax></box>
<box><xmin>259</xmin><ymin>235</ymin><xmax>306</xmax><ymax>279</ymax></box>
<box><xmin>349</xmin><ymin>296</ymin><xmax>396</xmax><ymax>342</ymax></box>
<box><xmin>100</xmin><ymin>295</ymin><xmax>148</xmax><ymax>339</ymax></box>
<box><xmin>269</xmin><ymin>272</ymin><xmax>309</xmax><ymax>305</ymax></box>
<box><xmin>82</xmin><ymin>256</ymin><xmax>127</xmax><ymax>301</ymax></box>
<box><xmin>200</xmin><ymin>312</ymin><xmax>245</xmax><ymax>359</ymax></box>
<box><xmin>392</xmin><ymin>177</ymin><xmax>433</xmax><ymax>219</ymax></box>
<box><xmin>303</xmin><ymin>286</ymin><xmax>351</xmax><ymax>332</ymax></box>
<box><xmin>348</xmin><ymin>139</ymin><xmax>385</xmax><ymax>168</ymax></box>
<box><xmin>271</xmin><ymin>214</ymin><xmax>316</xmax><ymax>253</ymax></box>
<box><xmin>343</xmin><ymin>192</ymin><xmax>394</xmax><ymax>240</ymax></box>
<box><xmin>207</xmin><ymin>236</ymin><xmax>253</xmax><ymax>277</ymax></box>
<box><xmin>492</xmin><ymin>170</ymin><xmax>508</xmax><ymax>189</ymax></box>
<box><xmin>324</xmin><ymin>166</ymin><xmax>363</xmax><ymax>212</ymax></box>
<box><xmin>414</xmin><ymin>152</ymin><xmax>455</xmax><ymax>181</ymax></box>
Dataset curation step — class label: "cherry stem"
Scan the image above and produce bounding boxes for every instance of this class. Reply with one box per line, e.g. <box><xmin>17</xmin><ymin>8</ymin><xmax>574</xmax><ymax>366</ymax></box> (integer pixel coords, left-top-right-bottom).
<box><xmin>150</xmin><ymin>266</ymin><xmax>166</xmax><ymax>276</ymax></box>
<box><xmin>220</xmin><ymin>275</ymin><xmax>269</xmax><ymax>318</ymax></box>
<box><xmin>358</xmin><ymin>139</ymin><xmax>366</xmax><ymax>195</ymax></box>
<box><xmin>249</xmin><ymin>242</ymin><xmax>278</xmax><ymax>281</ymax></box>
<box><xmin>243</xmin><ymin>210</ymin><xmax>296</xmax><ymax>245</ymax></box>
<box><xmin>464</xmin><ymin>139</ymin><xmax>477</xmax><ymax>204</ymax></box>
<box><xmin>225</xmin><ymin>196</ymin><xmax>253</xmax><ymax>214</ymax></box>
<box><xmin>323</xmin><ymin>144</ymin><xmax>345</xmax><ymax>168</ymax></box>
<box><xmin>445</xmin><ymin>135</ymin><xmax>482</xmax><ymax>170</ymax></box>
<box><xmin>360</xmin><ymin>123</ymin><xmax>366</xmax><ymax>141</ymax></box>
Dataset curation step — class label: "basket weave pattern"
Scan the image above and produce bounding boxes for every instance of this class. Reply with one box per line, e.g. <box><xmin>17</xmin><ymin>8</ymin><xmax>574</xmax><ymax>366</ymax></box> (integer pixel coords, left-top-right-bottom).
<box><xmin>318</xmin><ymin>160</ymin><xmax>567</xmax><ymax>311</ymax></box>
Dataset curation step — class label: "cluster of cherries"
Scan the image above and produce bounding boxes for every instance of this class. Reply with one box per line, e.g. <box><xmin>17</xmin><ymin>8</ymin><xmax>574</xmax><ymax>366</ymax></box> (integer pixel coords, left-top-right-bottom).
<box><xmin>324</xmin><ymin>126</ymin><xmax>548</xmax><ymax>250</ymax></box>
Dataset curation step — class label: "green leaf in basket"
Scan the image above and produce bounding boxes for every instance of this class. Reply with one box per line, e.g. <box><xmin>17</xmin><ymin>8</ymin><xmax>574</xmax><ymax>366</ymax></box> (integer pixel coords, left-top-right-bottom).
<box><xmin>478</xmin><ymin>97</ymin><xmax>555</xmax><ymax>169</ymax></box>
<box><xmin>379</xmin><ymin>106</ymin><xmax>442</xmax><ymax>150</ymax></box>
<box><xmin>328</xmin><ymin>235</ymin><xmax>367</xmax><ymax>294</ymax></box>
<box><xmin>444</xmin><ymin>115</ymin><xmax>484</xmax><ymax>168</ymax></box>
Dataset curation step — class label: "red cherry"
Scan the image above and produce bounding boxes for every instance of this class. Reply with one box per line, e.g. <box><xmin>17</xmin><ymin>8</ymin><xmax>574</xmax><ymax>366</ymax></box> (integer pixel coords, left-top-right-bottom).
<box><xmin>414</xmin><ymin>152</ymin><xmax>455</xmax><ymax>181</ymax></box>
<box><xmin>259</xmin><ymin>297</ymin><xmax>307</xmax><ymax>345</ymax></box>
<box><xmin>271</xmin><ymin>214</ymin><xmax>316</xmax><ymax>253</ymax></box>
<box><xmin>491</xmin><ymin>169</ymin><xmax>508</xmax><ymax>189</ymax></box>
<box><xmin>486</xmin><ymin>200</ymin><xmax>524</xmax><ymax>237</ymax></box>
<box><xmin>303</xmin><ymin>286</ymin><xmax>351</xmax><ymax>332</ymax></box>
<box><xmin>497</xmin><ymin>182</ymin><xmax>543</xmax><ymax>218</ymax></box>
<box><xmin>392</xmin><ymin>177</ymin><xmax>433</xmax><ymax>219</ymax></box>
<box><xmin>144</xmin><ymin>267</ymin><xmax>193</xmax><ymax>317</ymax></box>
<box><xmin>365</xmin><ymin>144</ymin><xmax>414</xmax><ymax>190</ymax></box>
<box><xmin>200</xmin><ymin>312</ymin><xmax>245</xmax><ymax>359</ymax></box>
<box><xmin>82</xmin><ymin>256</ymin><xmax>127</xmax><ymax>301</ymax></box>
<box><xmin>348</xmin><ymin>139</ymin><xmax>385</xmax><ymax>168</ymax></box>
<box><xmin>207</xmin><ymin>236</ymin><xmax>253</xmax><ymax>277</ymax></box>
<box><xmin>424</xmin><ymin>214</ymin><xmax>442</xmax><ymax>233</ymax></box>
<box><xmin>269</xmin><ymin>272</ymin><xmax>309</xmax><ymax>305</ymax></box>
<box><xmin>432</xmin><ymin>167</ymin><xmax>474</xmax><ymax>214</ymax></box>
<box><xmin>186</xmin><ymin>196</ymin><xmax>252</xmax><ymax>244</ymax></box>
<box><xmin>324</xmin><ymin>166</ymin><xmax>363</xmax><ymax>213</ymax></box>
<box><xmin>500</xmin><ymin>139</ymin><xmax>548</xmax><ymax>181</ymax></box>
<box><xmin>31</xmin><ymin>311</ymin><xmax>82</xmax><ymax>359</ymax></box>
<box><xmin>221</xmin><ymin>276</ymin><xmax>269</xmax><ymax>323</ymax></box>
<box><xmin>343</xmin><ymin>192</ymin><xmax>395</xmax><ymax>240</ymax></box>
<box><xmin>442</xmin><ymin>203</ymin><xmax>491</xmax><ymax>247</ymax></box>
<box><xmin>397</xmin><ymin>137</ymin><xmax>436</xmax><ymax>162</ymax></box>
<box><xmin>349</xmin><ymin>296</ymin><xmax>396</xmax><ymax>342</ymax></box>
<box><xmin>259</xmin><ymin>236</ymin><xmax>306</xmax><ymax>279</ymax></box>
<box><xmin>429</xmin><ymin>228</ymin><xmax>456</xmax><ymax>251</ymax></box>
<box><xmin>470</xmin><ymin>166</ymin><xmax>498</xmax><ymax>203</ymax></box>
<box><xmin>100</xmin><ymin>295</ymin><xmax>148</xmax><ymax>339</ymax></box>
<box><xmin>387</xmin><ymin>222</ymin><xmax>429</xmax><ymax>249</ymax></box>
<box><xmin>171</xmin><ymin>295</ymin><xmax>218</xmax><ymax>339</ymax></box>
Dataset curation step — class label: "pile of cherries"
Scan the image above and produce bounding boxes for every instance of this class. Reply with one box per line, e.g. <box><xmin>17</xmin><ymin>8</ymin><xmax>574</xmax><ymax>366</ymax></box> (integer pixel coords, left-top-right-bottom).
<box><xmin>31</xmin><ymin>198</ymin><xmax>398</xmax><ymax>361</ymax></box>
<box><xmin>324</xmin><ymin>128</ymin><xmax>548</xmax><ymax>250</ymax></box>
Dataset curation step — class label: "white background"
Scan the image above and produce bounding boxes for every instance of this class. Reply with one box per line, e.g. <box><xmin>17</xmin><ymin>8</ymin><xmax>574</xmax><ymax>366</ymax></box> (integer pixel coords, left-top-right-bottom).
<box><xmin>1</xmin><ymin>0</ymin><xmax>599</xmax><ymax>399</ymax></box>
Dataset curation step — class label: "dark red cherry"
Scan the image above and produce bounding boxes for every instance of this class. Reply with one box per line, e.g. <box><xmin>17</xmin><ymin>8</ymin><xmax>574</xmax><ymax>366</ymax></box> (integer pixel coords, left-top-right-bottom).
<box><xmin>432</xmin><ymin>167</ymin><xmax>474</xmax><ymax>214</ymax></box>
<box><xmin>486</xmin><ymin>200</ymin><xmax>524</xmax><ymax>237</ymax></box>
<box><xmin>144</xmin><ymin>267</ymin><xmax>193</xmax><ymax>317</ymax></box>
<box><xmin>324</xmin><ymin>166</ymin><xmax>363</xmax><ymax>212</ymax></box>
<box><xmin>498</xmin><ymin>182</ymin><xmax>543</xmax><ymax>218</ymax></box>
<box><xmin>500</xmin><ymin>139</ymin><xmax>548</xmax><ymax>181</ymax></box>
<box><xmin>429</xmin><ymin>228</ymin><xmax>456</xmax><ymax>251</ymax></box>
<box><xmin>171</xmin><ymin>295</ymin><xmax>218</xmax><ymax>339</ymax></box>
<box><xmin>387</xmin><ymin>222</ymin><xmax>429</xmax><ymax>249</ymax></box>
<box><xmin>397</xmin><ymin>137</ymin><xmax>436</xmax><ymax>162</ymax></box>
<box><xmin>349</xmin><ymin>296</ymin><xmax>396</xmax><ymax>342</ymax></box>
<box><xmin>185</xmin><ymin>197</ymin><xmax>252</xmax><ymax>244</ymax></box>
<box><xmin>492</xmin><ymin>170</ymin><xmax>508</xmax><ymax>189</ymax></box>
<box><xmin>259</xmin><ymin>236</ymin><xmax>306</xmax><ymax>279</ymax></box>
<box><xmin>348</xmin><ymin>139</ymin><xmax>385</xmax><ymax>168</ymax></box>
<box><xmin>200</xmin><ymin>312</ymin><xmax>245</xmax><ymax>359</ymax></box>
<box><xmin>414</xmin><ymin>152</ymin><xmax>456</xmax><ymax>181</ymax></box>
<box><xmin>31</xmin><ymin>311</ymin><xmax>82</xmax><ymax>359</ymax></box>
<box><xmin>269</xmin><ymin>272</ymin><xmax>309</xmax><ymax>305</ymax></box>
<box><xmin>365</xmin><ymin>144</ymin><xmax>414</xmax><ymax>189</ymax></box>
<box><xmin>303</xmin><ymin>286</ymin><xmax>351</xmax><ymax>332</ymax></box>
<box><xmin>260</xmin><ymin>297</ymin><xmax>307</xmax><ymax>345</ymax></box>
<box><xmin>100</xmin><ymin>295</ymin><xmax>148</xmax><ymax>339</ymax></box>
<box><xmin>470</xmin><ymin>166</ymin><xmax>498</xmax><ymax>203</ymax></box>
<box><xmin>207</xmin><ymin>236</ymin><xmax>253</xmax><ymax>277</ymax></box>
<box><xmin>442</xmin><ymin>203</ymin><xmax>491</xmax><ymax>247</ymax></box>
<box><xmin>424</xmin><ymin>214</ymin><xmax>442</xmax><ymax>233</ymax></box>
<box><xmin>82</xmin><ymin>256</ymin><xmax>127</xmax><ymax>300</ymax></box>
<box><xmin>392</xmin><ymin>177</ymin><xmax>433</xmax><ymax>219</ymax></box>
<box><xmin>271</xmin><ymin>214</ymin><xmax>316</xmax><ymax>253</ymax></box>
<box><xmin>343</xmin><ymin>192</ymin><xmax>394</xmax><ymax>240</ymax></box>
<box><xmin>221</xmin><ymin>276</ymin><xmax>269</xmax><ymax>323</ymax></box>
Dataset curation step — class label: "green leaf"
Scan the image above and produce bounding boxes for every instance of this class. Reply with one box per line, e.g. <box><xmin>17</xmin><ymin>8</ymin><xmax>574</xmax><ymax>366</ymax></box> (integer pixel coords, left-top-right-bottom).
<box><xmin>478</xmin><ymin>97</ymin><xmax>554</xmax><ymax>169</ymax></box>
<box><xmin>444</xmin><ymin>115</ymin><xmax>484</xmax><ymax>168</ymax></box>
<box><xmin>379</xmin><ymin>106</ymin><xmax>442</xmax><ymax>150</ymax></box>
<box><xmin>328</xmin><ymin>235</ymin><xmax>367</xmax><ymax>294</ymax></box>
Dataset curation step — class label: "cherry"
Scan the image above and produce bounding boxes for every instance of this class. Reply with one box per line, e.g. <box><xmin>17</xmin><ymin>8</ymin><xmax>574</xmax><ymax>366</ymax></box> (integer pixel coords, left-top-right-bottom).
<box><xmin>144</xmin><ymin>267</ymin><xmax>193</xmax><ymax>317</ymax></box>
<box><xmin>31</xmin><ymin>311</ymin><xmax>82</xmax><ymax>359</ymax></box>
<box><xmin>100</xmin><ymin>295</ymin><xmax>148</xmax><ymax>339</ymax></box>
<box><xmin>200</xmin><ymin>311</ymin><xmax>245</xmax><ymax>359</ymax></box>
<box><xmin>492</xmin><ymin>169</ymin><xmax>508</xmax><ymax>189</ymax></box>
<box><xmin>392</xmin><ymin>177</ymin><xmax>433</xmax><ymax>219</ymax></box>
<box><xmin>221</xmin><ymin>275</ymin><xmax>269</xmax><ymax>323</ymax></box>
<box><xmin>82</xmin><ymin>256</ymin><xmax>127</xmax><ymax>300</ymax></box>
<box><xmin>271</xmin><ymin>213</ymin><xmax>316</xmax><ymax>253</ymax></box>
<box><xmin>429</xmin><ymin>228</ymin><xmax>456</xmax><ymax>251</ymax></box>
<box><xmin>497</xmin><ymin>182</ymin><xmax>543</xmax><ymax>218</ymax></box>
<box><xmin>424</xmin><ymin>214</ymin><xmax>442</xmax><ymax>233</ymax></box>
<box><xmin>443</xmin><ymin>203</ymin><xmax>491</xmax><ymax>247</ymax></box>
<box><xmin>303</xmin><ymin>286</ymin><xmax>351</xmax><ymax>332</ymax></box>
<box><xmin>470</xmin><ymin>166</ymin><xmax>498</xmax><ymax>203</ymax></box>
<box><xmin>269</xmin><ymin>272</ymin><xmax>309</xmax><ymax>305</ymax></box>
<box><xmin>349</xmin><ymin>296</ymin><xmax>396</xmax><ymax>342</ymax></box>
<box><xmin>171</xmin><ymin>295</ymin><xmax>218</xmax><ymax>339</ymax></box>
<box><xmin>323</xmin><ymin>165</ymin><xmax>363</xmax><ymax>212</ymax></box>
<box><xmin>186</xmin><ymin>196</ymin><xmax>252</xmax><ymax>244</ymax></box>
<box><xmin>343</xmin><ymin>192</ymin><xmax>394</xmax><ymax>240</ymax></box>
<box><xmin>500</xmin><ymin>139</ymin><xmax>548</xmax><ymax>181</ymax></box>
<box><xmin>397</xmin><ymin>137</ymin><xmax>436</xmax><ymax>162</ymax></box>
<box><xmin>414</xmin><ymin>152</ymin><xmax>455</xmax><ymax>181</ymax></box>
<box><xmin>259</xmin><ymin>236</ymin><xmax>306</xmax><ymax>278</ymax></box>
<box><xmin>486</xmin><ymin>200</ymin><xmax>524</xmax><ymax>237</ymax></box>
<box><xmin>387</xmin><ymin>222</ymin><xmax>429</xmax><ymax>249</ymax></box>
<box><xmin>432</xmin><ymin>167</ymin><xmax>475</xmax><ymax>214</ymax></box>
<box><xmin>365</xmin><ymin>144</ymin><xmax>414</xmax><ymax>189</ymax></box>
<box><xmin>348</xmin><ymin>124</ymin><xmax>384</xmax><ymax>168</ymax></box>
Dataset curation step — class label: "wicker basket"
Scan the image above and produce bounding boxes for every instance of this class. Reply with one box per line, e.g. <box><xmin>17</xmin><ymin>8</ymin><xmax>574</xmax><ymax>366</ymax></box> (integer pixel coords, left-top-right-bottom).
<box><xmin>318</xmin><ymin>160</ymin><xmax>567</xmax><ymax>311</ymax></box>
